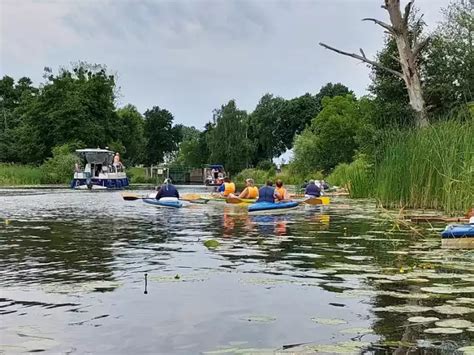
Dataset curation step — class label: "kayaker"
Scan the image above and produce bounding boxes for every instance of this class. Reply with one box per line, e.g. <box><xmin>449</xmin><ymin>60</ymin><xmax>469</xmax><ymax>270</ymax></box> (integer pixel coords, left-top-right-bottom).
<box><xmin>234</xmin><ymin>178</ymin><xmax>258</xmax><ymax>199</ymax></box>
<box><xmin>275</xmin><ymin>179</ymin><xmax>290</xmax><ymax>201</ymax></box>
<box><xmin>155</xmin><ymin>178</ymin><xmax>179</xmax><ymax>200</ymax></box>
<box><xmin>257</xmin><ymin>180</ymin><xmax>276</xmax><ymax>203</ymax></box>
<box><xmin>217</xmin><ymin>177</ymin><xmax>236</xmax><ymax>197</ymax></box>
<box><xmin>304</xmin><ymin>180</ymin><xmax>321</xmax><ymax>198</ymax></box>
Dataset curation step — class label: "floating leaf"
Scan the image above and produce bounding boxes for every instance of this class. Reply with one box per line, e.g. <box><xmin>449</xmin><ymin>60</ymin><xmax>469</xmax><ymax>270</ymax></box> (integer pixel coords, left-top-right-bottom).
<box><xmin>204</xmin><ymin>239</ymin><xmax>220</xmax><ymax>249</ymax></box>
<box><xmin>433</xmin><ymin>305</ymin><xmax>474</xmax><ymax>315</ymax></box>
<box><xmin>458</xmin><ymin>346</ymin><xmax>474</xmax><ymax>354</ymax></box>
<box><xmin>311</xmin><ymin>317</ymin><xmax>347</xmax><ymax>325</ymax></box>
<box><xmin>435</xmin><ymin>319</ymin><xmax>472</xmax><ymax>328</ymax></box>
<box><xmin>339</xmin><ymin>327</ymin><xmax>373</xmax><ymax>335</ymax></box>
<box><xmin>424</xmin><ymin>327</ymin><xmax>463</xmax><ymax>334</ymax></box>
<box><xmin>421</xmin><ymin>286</ymin><xmax>474</xmax><ymax>294</ymax></box>
<box><xmin>373</xmin><ymin>305</ymin><xmax>432</xmax><ymax>313</ymax></box>
<box><xmin>407</xmin><ymin>316</ymin><xmax>439</xmax><ymax>323</ymax></box>
<box><xmin>241</xmin><ymin>315</ymin><xmax>276</xmax><ymax>323</ymax></box>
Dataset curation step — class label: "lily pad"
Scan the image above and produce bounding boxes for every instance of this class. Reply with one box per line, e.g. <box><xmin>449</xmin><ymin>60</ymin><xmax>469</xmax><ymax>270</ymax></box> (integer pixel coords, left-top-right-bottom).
<box><xmin>433</xmin><ymin>305</ymin><xmax>474</xmax><ymax>315</ymax></box>
<box><xmin>241</xmin><ymin>315</ymin><xmax>276</xmax><ymax>323</ymax></box>
<box><xmin>407</xmin><ymin>316</ymin><xmax>439</xmax><ymax>323</ymax></box>
<box><xmin>424</xmin><ymin>327</ymin><xmax>463</xmax><ymax>334</ymax></box>
<box><xmin>339</xmin><ymin>327</ymin><xmax>373</xmax><ymax>335</ymax></box>
<box><xmin>204</xmin><ymin>239</ymin><xmax>220</xmax><ymax>249</ymax></box>
<box><xmin>421</xmin><ymin>286</ymin><xmax>474</xmax><ymax>294</ymax></box>
<box><xmin>435</xmin><ymin>319</ymin><xmax>472</xmax><ymax>328</ymax></box>
<box><xmin>458</xmin><ymin>346</ymin><xmax>474</xmax><ymax>354</ymax></box>
<box><xmin>311</xmin><ymin>317</ymin><xmax>347</xmax><ymax>325</ymax></box>
<box><xmin>373</xmin><ymin>305</ymin><xmax>432</xmax><ymax>313</ymax></box>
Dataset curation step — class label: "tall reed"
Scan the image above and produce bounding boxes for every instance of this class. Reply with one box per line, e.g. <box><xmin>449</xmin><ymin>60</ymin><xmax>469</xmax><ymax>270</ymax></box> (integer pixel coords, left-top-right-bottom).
<box><xmin>0</xmin><ymin>164</ymin><xmax>43</xmax><ymax>186</ymax></box>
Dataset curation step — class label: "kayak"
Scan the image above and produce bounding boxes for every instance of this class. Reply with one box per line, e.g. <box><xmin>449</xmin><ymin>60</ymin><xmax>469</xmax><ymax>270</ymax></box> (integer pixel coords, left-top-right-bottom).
<box><xmin>441</xmin><ymin>224</ymin><xmax>474</xmax><ymax>238</ymax></box>
<box><xmin>143</xmin><ymin>197</ymin><xmax>183</xmax><ymax>209</ymax></box>
<box><xmin>226</xmin><ymin>197</ymin><xmax>257</xmax><ymax>204</ymax></box>
<box><xmin>248</xmin><ymin>201</ymin><xmax>299</xmax><ymax>214</ymax></box>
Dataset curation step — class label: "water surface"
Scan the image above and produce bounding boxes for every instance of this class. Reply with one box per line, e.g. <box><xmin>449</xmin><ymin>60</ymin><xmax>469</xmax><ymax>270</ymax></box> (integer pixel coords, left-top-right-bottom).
<box><xmin>0</xmin><ymin>189</ymin><xmax>473</xmax><ymax>354</ymax></box>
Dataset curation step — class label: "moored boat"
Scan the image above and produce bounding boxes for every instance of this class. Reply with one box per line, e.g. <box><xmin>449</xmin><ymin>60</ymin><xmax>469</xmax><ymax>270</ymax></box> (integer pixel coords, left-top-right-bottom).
<box><xmin>71</xmin><ymin>149</ymin><xmax>129</xmax><ymax>190</ymax></box>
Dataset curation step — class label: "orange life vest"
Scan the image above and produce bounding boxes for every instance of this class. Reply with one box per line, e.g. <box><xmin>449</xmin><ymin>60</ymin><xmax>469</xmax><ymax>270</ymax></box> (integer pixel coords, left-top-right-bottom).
<box><xmin>247</xmin><ymin>186</ymin><xmax>258</xmax><ymax>198</ymax></box>
<box><xmin>275</xmin><ymin>186</ymin><xmax>288</xmax><ymax>200</ymax></box>
<box><xmin>223</xmin><ymin>182</ymin><xmax>236</xmax><ymax>196</ymax></box>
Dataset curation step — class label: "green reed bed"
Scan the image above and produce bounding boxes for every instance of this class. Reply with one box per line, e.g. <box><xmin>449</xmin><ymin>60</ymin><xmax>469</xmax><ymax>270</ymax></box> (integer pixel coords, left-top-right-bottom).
<box><xmin>328</xmin><ymin>119</ymin><xmax>473</xmax><ymax>213</ymax></box>
<box><xmin>374</xmin><ymin>120</ymin><xmax>473</xmax><ymax>213</ymax></box>
<box><xmin>0</xmin><ymin>164</ymin><xmax>44</xmax><ymax>186</ymax></box>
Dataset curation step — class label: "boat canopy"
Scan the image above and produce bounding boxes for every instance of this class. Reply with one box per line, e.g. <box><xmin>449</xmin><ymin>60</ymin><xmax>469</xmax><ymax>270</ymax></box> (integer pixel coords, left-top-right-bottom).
<box><xmin>75</xmin><ymin>149</ymin><xmax>114</xmax><ymax>164</ymax></box>
<box><xmin>206</xmin><ymin>164</ymin><xmax>224</xmax><ymax>169</ymax></box>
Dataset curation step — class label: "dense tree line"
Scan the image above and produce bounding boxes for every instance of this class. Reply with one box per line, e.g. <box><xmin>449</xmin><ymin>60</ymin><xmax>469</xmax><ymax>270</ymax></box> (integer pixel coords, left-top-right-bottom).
<box><xmin>1</xmin><ymin>1</ymin><xmax>471</xmax><ymax>180</ymax></box>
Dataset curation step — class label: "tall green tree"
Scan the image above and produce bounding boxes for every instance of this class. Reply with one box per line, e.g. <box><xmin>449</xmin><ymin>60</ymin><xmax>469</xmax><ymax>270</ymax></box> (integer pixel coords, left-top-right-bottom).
<box><xmin>13</xmin><ymin>63</ymin><xmax>119</xmax><ymax>163</ymax></box>
<box><xmin>423</xmin><ymin>0</ymin><xmax>474</xmax><ymax>118</ymax></box>
<box><xmin>116</xmin><ymin>104</ymin><xmax>145</xmax><ymax>165</ymax></box>
<box><xmin>292</xmin><ymin>95</ymin><xmax>372</xmax><ymax>174</ymax></box>
<box><xmin>208</xmin><ymin>100</ymin><xmax>252</xmax><ymax>175</ymax></box>
<box><xmin>0</xmin><ymin>76</ymin><xmax>38</xmax><ymax>162</ymax></box>
<box><xmin>248</xmin><ymin>94</ymin><xmax>287</xmax><ymax>165</ymax></box>
<box><xmin>143</xmin><ymin>106</ymin><xmax>180</xmax><ymax>165</ymax></box>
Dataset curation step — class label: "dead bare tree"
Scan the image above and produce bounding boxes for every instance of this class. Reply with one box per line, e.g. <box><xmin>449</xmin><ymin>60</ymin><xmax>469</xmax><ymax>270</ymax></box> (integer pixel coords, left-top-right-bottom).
<box><xmin>320</xmin><ymin>0</ymin><xmax>429</xmax><ymax>128</ymax></box>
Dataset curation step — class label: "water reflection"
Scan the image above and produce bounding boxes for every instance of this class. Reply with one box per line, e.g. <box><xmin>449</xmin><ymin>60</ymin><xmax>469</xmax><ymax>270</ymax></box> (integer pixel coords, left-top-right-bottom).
<box><xmin>0</xmin><ymin>189</ymin><xmax>472</xmax><ymax>353</ymax></box>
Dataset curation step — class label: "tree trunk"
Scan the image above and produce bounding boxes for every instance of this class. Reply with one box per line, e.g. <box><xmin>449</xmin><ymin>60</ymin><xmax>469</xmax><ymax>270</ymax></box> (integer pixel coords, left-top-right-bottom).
<box><xmin>319</xmin><ymin>0</ymin><xmax>431</xmax><ymax>128</ymax></box>
<box><xmin>386</xmin><ymin>0</ymin><xmax>428</xmax><ymax>127</ymax></box>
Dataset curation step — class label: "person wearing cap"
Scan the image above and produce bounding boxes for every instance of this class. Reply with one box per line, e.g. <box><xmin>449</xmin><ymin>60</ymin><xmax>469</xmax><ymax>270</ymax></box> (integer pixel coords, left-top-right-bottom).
<box><xmin>304</xmin><ymin>180</ymin><xmax>321</xmax><ymax>198</ymax></box>
<box><xmin>155</xmin><ymin>178</ymin><xmax>179</xmax><ymax>200</ymax></box>
<box><xmin>234</xmin><ymin>178</ymin><xmax>259</xmax><ymax>199</ymax></box>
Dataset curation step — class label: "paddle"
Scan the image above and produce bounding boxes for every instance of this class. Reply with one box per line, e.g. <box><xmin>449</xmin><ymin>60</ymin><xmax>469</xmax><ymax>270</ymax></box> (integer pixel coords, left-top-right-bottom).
<box><xmin>121</xmin><ymin>193</ymin><xmax>209</xmax><ymax>204</ymax></box>
<box><xmin>225</xmin><ymin>196</ymin><xmax>243</xmax><ymax>204</ymax></box>
<box><xmin>297</xmin><ymin>196</ymin><xmax>330</xmax><ymax>206</ymax></box>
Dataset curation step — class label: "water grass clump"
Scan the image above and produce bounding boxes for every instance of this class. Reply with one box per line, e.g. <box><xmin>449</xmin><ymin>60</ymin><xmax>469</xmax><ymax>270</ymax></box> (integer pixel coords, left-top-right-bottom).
<box><xmin>0</xmin><ymin>163</ymin><xmax>43</xmax><ymax>186</ymax></box>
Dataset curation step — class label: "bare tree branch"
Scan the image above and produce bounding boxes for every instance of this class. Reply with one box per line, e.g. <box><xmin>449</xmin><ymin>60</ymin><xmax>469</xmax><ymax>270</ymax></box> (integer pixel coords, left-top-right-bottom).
<box><xmin>390</xmin><ymin>54</ymin><xmax>401</xmax><ymax>63</ymax></box>
<box><xmin>403</xmin><ymin>0</ymin><xmax>414</xmax><ymax>27</ymax></box>
<box><xmin>359</xmin><ymin>48</ymin><xmax>366</xmax><ymax>58</ymax></box>
<box><xmin>319</xmin><ymin>42</ymin><xmax>404</xmax><ymax>78</ymax></box>
<box><xmin>362</xmin><ymin>18</ymin><xmax>395</xmax><ymax>34</ymax></box>
<box><xmin>413</xmin><ymin>37</ymin><xmax>430</xmax><ymax>58</ymax></box>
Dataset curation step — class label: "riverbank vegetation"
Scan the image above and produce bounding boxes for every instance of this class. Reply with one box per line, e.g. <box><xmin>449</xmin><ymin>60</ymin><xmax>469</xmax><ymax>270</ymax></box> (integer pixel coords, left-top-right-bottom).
<box><xmin>0</xmin><ymin>1</ymin><xmax>472</xmax><ymax>212</ymax></box>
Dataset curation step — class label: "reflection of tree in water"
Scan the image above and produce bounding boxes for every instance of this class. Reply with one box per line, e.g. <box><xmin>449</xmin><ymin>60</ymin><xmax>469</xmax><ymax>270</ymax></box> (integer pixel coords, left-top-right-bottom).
<box><xmin>0</xmin><ymin>220</ymin><xmax>116</xmax><ymax>286</ymax></box>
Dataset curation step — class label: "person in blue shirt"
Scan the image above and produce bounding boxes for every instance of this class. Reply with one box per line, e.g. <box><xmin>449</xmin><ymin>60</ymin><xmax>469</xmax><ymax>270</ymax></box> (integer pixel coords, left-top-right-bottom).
<box><xmin>304</xmin><ymin>180</ymin><xmax>321</xmax><ymax>198</ymax></box>
<box><xmin>155</xmin><ymin>178</ymin><xmax>179</xmax><ymax>200</ymax></box>
<box><xmin>257</xmin><ymin>180</ymin><xmax>276</xmax><ymax>203</ymax></box>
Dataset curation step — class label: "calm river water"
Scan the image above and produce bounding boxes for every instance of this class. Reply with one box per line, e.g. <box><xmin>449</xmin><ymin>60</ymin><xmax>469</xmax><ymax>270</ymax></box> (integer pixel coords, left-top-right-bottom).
<box><xmin>0</xmin><ymin>188</ymin><xmax>473</xmax><ymax>354</ymax></box>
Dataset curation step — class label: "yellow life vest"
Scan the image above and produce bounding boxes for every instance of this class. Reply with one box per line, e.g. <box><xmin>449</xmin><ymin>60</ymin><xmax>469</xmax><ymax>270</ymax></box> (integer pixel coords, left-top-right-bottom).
<box><xmin>275</xmin><ymin>186</ymin><xmax>287</xmax><ymax>200</ymax></box>
<box><xmin>247</xmin><ymin>186</ymin><xmax>259</xmax><ymax>198</ymax></box>
<box><xmin>223</xmin><ymin>182</ymin><xmax>236</xmax><ymax>196</ymax></box>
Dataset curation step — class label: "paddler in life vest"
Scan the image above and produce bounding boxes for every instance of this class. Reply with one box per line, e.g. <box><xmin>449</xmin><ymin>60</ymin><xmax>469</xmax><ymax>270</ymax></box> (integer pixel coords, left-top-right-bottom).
<box><xmin>275</xmin><ymin>179</ymin><xmax>290</xmax><ymax>201</ymax></box>
<box><xmin>217</xmin><ymin>177</ymin><xmax>236</xmax><ymax>197</ymax></box>
<box><xmin>257</xmin><ymin>180</ymin><xmax>276</xmax><ymax>203</ymax></box>
<box><xmin>304</xmin><ymin>180</ymin><xmax>321</xmax><ymax>198</ymax></box>
<box><xmin>155</xmin><ymin>178</ymin><xmax>179</xmax><ymax>200</ymax></box>
<box><xmin>232</xmin><ymin>178</ymin><xmax>259</xmax><ymax>199</ymax></box>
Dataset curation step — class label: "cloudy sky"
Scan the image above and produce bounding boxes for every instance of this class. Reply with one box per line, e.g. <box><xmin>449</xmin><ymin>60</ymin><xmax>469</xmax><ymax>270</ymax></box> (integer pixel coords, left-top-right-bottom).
<box><xmin>1</xmin><ymin>0</ymin><xmax>449</xmax><ymax>128</ymax></box>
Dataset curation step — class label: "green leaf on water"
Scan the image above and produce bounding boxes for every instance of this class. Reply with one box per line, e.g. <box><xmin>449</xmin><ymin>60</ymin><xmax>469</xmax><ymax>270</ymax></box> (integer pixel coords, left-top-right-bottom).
<box><xmin>433</xmin><ymin>305</ymin><xmax>474</xmax><ymax>315</ymax></box>
<box><xmin>407</xmin><ymin>316</ymin><xmax>439</xmax><ymax>323</ymax></box>
<box><xmin>311</xmin><ymin>317</ymin><xmax>347</xmax><ymax>325</ymax></box>
<box><xmin>424</xmin><ymin>327</ymin><xmax>463</xmax><ymax>334</ymax></box>
<box><xmin>204</xmin><ymin>239</ymin><xmax>220</xmax><ymax>249</ymax></box>
<box><xmin>339</xmin><ymin>327</ymin><xmax>373</xmax><ymax>335</ymax></box>
<box><xmin>435</xmin><ymin>319</ymin><xmax>472</xmax><ymax>328</ymax></box>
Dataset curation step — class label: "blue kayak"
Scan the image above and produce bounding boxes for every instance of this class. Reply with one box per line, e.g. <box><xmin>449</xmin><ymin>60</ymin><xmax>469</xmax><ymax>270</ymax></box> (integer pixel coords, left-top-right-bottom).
<box><xmin>143</xmin><ymin>198</ymin><xmax>183</xmax><ymax>209</ymax></box>
<box><xmin>441</xmin><ymin>224</ymin><xmax>474</xmax><ymax>238</ymax></box>
<box><xmin>248</xmin><ymin>201</ymin><xmax>299</xmax><ymax>214</ymax></box>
